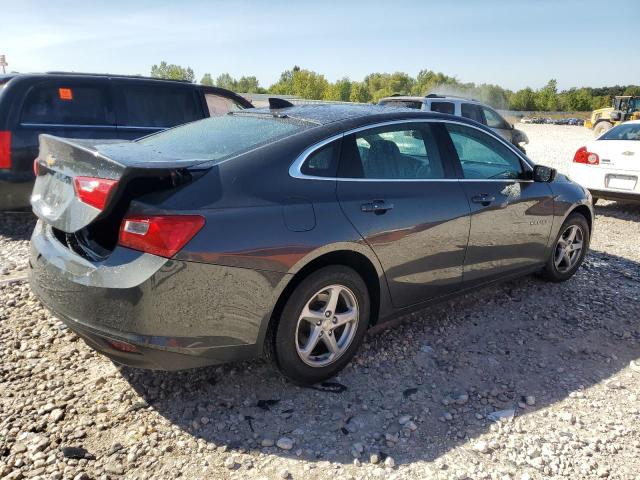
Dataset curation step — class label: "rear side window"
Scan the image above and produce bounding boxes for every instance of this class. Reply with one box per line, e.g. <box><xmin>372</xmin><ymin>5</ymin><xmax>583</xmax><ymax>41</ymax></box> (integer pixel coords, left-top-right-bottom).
<box><xmin>339</xmin><ymin>123</ymin><xmax>445</xmax><ymax>179</ymax></box>
<box><xmin>118</xmin><ymin>85</ymin><xmax>201</xmax><ymax>128</ymax></box>
<box><xmin>136</xmin><ymin>115</ymin><xmax>308</xmax><ymax>163</ymax></box>
<box><xmin>380</xmin><ymin>100</ymin><xmax>423</xmax><ymax>110</ymax></box>
<box><xmin>301</xmin><ymin>141</ymin><xmax>339</xmax><ymax>177</ymax></box>
<box><xmin>461</xmin><ymin>103</ymin><xmax>484</xmax><ymax>124</ymax></box>
<box><xmin>430</xmin><ymin>101</ymin><xmax>455</xmax><ymax>115</ymax></box>
<box><xmin>21</xmin><ymin>84</ymin><xmax>111</xmax><ymax>125</ymax></box>
<box><xmin>205</xmin><ymin>94</ymin><xmax>245</xmax><ymax>117</ymax></box>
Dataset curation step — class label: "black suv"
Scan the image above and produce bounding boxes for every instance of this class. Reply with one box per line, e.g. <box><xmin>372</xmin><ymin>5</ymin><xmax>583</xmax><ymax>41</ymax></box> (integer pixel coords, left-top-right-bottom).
<box><xmin>0</xmin><ymin>72</ymin><xmax>252</xmax><ymax>209</ymax></box>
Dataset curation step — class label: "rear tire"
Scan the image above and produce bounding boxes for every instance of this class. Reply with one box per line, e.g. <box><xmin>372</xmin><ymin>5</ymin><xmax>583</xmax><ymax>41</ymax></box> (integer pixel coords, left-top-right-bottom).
<box><xmin>541</xmin><ymin>213</ymin><xmax>590</xmax><ymax>282</ymax></box>
<box><xmin>273</xmin><ymin>266</ymin><xmax>370</xmax><ymax>385</ymax></box>
<box><xmin>593</xmin><ymin>121</ymin><xmax>612</xmax><ymax>137</ymax></box>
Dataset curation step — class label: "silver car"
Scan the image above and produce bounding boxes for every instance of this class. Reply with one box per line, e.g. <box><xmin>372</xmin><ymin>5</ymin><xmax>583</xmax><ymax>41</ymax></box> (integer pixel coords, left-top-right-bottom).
<box><xmin>379</xmin><ymin>94</ymin><xmax>529</xmax><ymax>153</ymax></box>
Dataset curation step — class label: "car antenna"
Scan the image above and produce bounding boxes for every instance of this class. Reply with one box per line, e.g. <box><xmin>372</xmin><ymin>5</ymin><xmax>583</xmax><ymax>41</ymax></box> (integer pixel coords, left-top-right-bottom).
<box><xmin>269</xmin><ymin>97</ymin><xmax>294</xmax><ymax>109</ymax></box>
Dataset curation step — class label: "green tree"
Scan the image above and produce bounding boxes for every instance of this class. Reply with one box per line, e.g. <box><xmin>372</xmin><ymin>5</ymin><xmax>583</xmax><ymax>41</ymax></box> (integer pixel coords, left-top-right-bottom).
<box><xmin>535</xmin><ymin>79</ymin><xmax>560</xmax><ymax>111</ymax></box>
<box><xmin>150</xmin><ymin>61</ymin><xmax>195</xmax><ymax>82</ymax></box>
<box><xmin>349</xmin><ymin>82</ymin><xmax>372</xmax><ymax>103</ymax></box>
<box><xmin>200</xmin><ymin>73</ymin><xmax>214</xmax><ymax>86</ymax></box>
<box><xmin>269</xmin><ymin>67</ymin><xmax>328</xmax><ymax>99</ymax></box>
<box><xmin>235</xmin><ymin>76</ymin><xmax>261</xmax><ymax>93</ymax></box>
<box><xmin>324</xmin><ymin>77</ymin><xmax>352</xmax><ymax>101</ymax></box>
<box><xmin>508</xmin><ymin>87</ymin><xmax>537</xmax><ymax>111</ymax></box>
<box><xmin>215</xmin><ymin>73</ymin><xmax>237</xmax><ymax>91</ymax></box>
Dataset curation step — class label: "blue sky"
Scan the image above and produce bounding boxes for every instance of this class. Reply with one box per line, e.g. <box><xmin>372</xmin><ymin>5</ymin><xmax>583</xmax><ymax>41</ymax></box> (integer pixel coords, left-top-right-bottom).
<box><xmin>2</xmin><ymin>0</ymin><xmax>639</xmax><ymax>90</ymax></box>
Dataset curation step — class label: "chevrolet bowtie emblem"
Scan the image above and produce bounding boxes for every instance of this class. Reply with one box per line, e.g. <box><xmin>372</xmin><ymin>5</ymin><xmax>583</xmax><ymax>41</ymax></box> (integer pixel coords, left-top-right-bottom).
<box><xmin>622</xmin><ymin>151</ymin><xmax>634</xmax><ymax>156</ymax></box>
<box><xmin>45</xmin><ymin>154</ymin><xmax>56</xmax><ymax>167</ymax></box>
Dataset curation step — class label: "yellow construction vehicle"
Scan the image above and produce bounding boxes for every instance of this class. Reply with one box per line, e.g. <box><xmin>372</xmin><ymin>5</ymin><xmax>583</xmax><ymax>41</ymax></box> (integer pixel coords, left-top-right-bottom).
<box><xmin>585</xmin><ymin>96</ymin><xmax>640</xmax><ymax>136</ymax></box>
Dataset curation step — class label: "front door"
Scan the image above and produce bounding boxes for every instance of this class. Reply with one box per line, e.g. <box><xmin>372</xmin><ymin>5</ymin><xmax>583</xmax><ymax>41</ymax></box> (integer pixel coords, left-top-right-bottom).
<box><xmin>443</xmin><ymin>122</ymin><xmax>554</xmax><ymax>285</ymax></box>
<box><xmin>336</xmin><ymin>121</ymin><xmax>470</xmax><ymax>308</ymax></box>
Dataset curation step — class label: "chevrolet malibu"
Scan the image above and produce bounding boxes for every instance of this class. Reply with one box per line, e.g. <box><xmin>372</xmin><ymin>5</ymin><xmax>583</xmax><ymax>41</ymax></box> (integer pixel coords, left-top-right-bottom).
<box><xmin>29</xmin><ymin>103</ymin><xmax>593</xmax><ymax>385</ymax></box>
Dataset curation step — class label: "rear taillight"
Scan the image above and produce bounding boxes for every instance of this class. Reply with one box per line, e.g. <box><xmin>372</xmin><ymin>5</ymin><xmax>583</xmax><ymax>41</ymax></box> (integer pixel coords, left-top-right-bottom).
<box><xmin>573</xmin><ymin>146</ymin><xmax>599</xmax><ymax>165</ymax></box>
<box><xmin>0</xmin><ymin>131</ymin><xmax>11</xmax><ymax>169</ymax></box>
<box><xmin>73</xmin><ymin>176</ymin><xmax>118</xmax><ymax>211</ymax></box>
<box><xmin>118</xmin><ymin>215</ymin><xmax>205</xmax><ymax>258</ymax></box>
<box><xmin>33</xmin><ymin>158</ymin><xmax>40</xmax><ymax>176</ymax></box>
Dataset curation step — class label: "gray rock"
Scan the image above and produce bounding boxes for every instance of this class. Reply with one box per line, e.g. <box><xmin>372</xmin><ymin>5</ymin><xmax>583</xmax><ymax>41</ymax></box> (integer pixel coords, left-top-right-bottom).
<box><xmin>276</xmin><ymin>437</ymin><xmax>294</xmax><ymax>450</ymax></box>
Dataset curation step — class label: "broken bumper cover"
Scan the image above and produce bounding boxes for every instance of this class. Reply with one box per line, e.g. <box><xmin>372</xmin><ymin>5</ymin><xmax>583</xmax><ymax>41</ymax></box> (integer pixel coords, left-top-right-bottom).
<box><xmin>29</xmin><ymin>221</ymin><xmax>287</xmax><ymax>370</ymax></box>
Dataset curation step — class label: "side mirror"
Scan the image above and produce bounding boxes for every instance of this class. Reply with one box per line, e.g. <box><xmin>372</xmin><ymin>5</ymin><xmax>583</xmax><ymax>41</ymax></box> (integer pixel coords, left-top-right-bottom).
<box><xmin>610</xmin><ymin>111</ymin><xmax>621</xmax><ymax>121</ymax></box>
<box><xmin>533</xmin><ymin>165</ymin><xmax>556</xmax><ymax>183</ymax></box>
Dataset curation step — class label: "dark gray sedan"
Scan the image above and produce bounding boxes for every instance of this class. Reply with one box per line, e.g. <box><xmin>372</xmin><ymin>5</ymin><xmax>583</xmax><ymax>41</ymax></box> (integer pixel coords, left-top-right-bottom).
<box><xmin>29</xmin><ymin>104</ymin><xmax>593</xmax><ymax>384</ymax></box>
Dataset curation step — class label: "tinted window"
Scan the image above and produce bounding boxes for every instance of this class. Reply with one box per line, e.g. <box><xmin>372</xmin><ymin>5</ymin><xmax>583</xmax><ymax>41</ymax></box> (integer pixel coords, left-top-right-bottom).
<box><xmin>205</xmin><ymin>94</ymin><xmax>245</xmax><ymax>117</ymax></box>
<box><xmin>136</xmin><ymin>115</ymin><xmax>307</xmax><ymax>163</ymax></box>
<box><xmin>461</xmin><ymin>103</ymin><xmax>484</xmax><ymax>124</ymax></box>
<box><xmin>430</xmin><ymin>101</ymin><xmax>455</xmax><ymax>115</ymax></box>
<box><xmin>446</xmin><ymin>124</ymin><xmax>523</xmax><ymax>179</ymax></box>
<box><xmin>21</xmin><ymin>84</ymin><xmax>111</xmax><ymax>125</ymax></box>
<box><xmin>600</xmin><ymin>123</ymin><xmax>640</xmax><ymax>140</ymax></box>
<box><xmin>482</xmin><ymin>107</ymin><xmax>508</xmax><ymax>129</ymax></box>
<box><xmin>119</xmin><ymin>85</ymin><xmax>201</xmax><ymax>128</ymax></box>
<box><xmin>340</xmin><ymin>124</ymin><xmax>445</xmax><ymax>179</ymax></box>
<box><xmin>301</xmin><ymin>141</ymin><xmax>339</xmax><ymax>177</ymax></box>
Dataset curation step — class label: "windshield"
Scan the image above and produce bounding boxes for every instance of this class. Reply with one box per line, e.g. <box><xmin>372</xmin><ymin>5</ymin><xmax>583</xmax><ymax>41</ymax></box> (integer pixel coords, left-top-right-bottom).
<box><xmin>600</xmin><ymin>123</ymin><xmax>640</xmax><ymax>141</ymax></box>
<box><xmin>136</xmin><ymin>114</ymin><xmax>309</xmax><ymax>162</ymax></box>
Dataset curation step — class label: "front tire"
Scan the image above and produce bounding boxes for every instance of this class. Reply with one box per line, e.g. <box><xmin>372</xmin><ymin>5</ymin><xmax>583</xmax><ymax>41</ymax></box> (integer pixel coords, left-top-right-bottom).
<box><xmin>541</xmin><ymin>213</ymin><xmax>590</xmax><ymax>282</ymax></box>
<box><xmin>273</xmin><ymin>266</ymin><xmax>370</xmax><ymax>385</ymax></box>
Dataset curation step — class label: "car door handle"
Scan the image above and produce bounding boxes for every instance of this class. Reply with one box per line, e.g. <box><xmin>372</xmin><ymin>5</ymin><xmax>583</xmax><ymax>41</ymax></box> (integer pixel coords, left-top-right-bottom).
<box><xmin>361</xmin><ymin>200</ymin><xmax>394</xmax><ymax>214</ymax></box>
<box><xmin>471</xmin><ymin>194</ymin><xmax>496</xmax><ymax>206</ymax></box>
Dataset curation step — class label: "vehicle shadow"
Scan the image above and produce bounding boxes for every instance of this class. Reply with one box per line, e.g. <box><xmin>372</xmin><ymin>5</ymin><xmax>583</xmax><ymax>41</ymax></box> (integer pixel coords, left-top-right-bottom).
<box><xmin>595</xmin><ymin>200</ymin><xmax>640</xmax><ymax>221</ymax></box>
<box><xmin>0</xmin><ymin>211</ymin><xmax>36</xmax><ymax>242</ymax></box>
<box><xmin>120</xmin><ymin>248</ymin><xmax>640</xmax><ymax>467</ymax></box>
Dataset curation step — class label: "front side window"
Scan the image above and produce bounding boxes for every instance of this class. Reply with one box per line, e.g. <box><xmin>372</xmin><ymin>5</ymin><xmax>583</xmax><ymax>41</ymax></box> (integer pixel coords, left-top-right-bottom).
<box><xmin>340</xmin><ymin>123</ymin><xmax>445</xmax><ymax>179</ymax></box>
<box><xmin>118</xmin><ymin>84</ymin><xmax>201</xmax><ymax>128</ymax></box>
<box><xmin>21</xmin><ymin>84</ymin><xmax>111</xmax><ymax>125</ymax></box>
<box><xmin>446</xmin><ymin>124</ymin><xmax>523</xmax><ymax>180</ymax></box>
<box><xmin>482</xmin><ymin>107</ymin><xmax>509</xmax><ymax>129</ymax></box>
<box><xmin>430</xmin><ymin>101</ymin><xmax>455</xmax><ymax>115</ymax></box>
<box><xmin>205</xmin><ymin>94</ymin><xmax>245</xmax><ymax>117</ymax></box>
<box><xmin>461</xmin><ymin>103</ymin><xmax>484</xmax><ymax>124</ymax></box>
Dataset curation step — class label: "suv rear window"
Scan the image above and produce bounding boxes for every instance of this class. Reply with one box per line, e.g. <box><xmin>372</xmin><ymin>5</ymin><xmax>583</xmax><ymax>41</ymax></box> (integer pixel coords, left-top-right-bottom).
<box><xmin>430</xmin><ymin>101</ymin><xmax>455</xmax><ymax>115</ymax></box>
<box><xmin>380</xmin><ymin>100</ymin><xmax>423</xmax><ymax>110</ymax></box>
<box><xmin>21</xmin><ymin>84</ymin><xmax>112</xmax><ymax>125</ymax></box>
<box><xmin>118</xmin><ymin>85</ymin><xmax>201</xmax><ymax>128</ymax></box>
<box><xmin>136</xmin><ymin>115</ymin><xmax>308</xmax><ymax>163</ymax></box>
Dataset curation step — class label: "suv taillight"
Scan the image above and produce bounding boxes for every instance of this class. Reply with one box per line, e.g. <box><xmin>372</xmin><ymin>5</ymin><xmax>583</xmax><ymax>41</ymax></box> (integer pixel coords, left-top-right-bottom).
<box><xmin>0</xmin><ymin>131</ymin><xmax>11</xmax><ymax>169</ymax></box>
<box><xmin>118</xmin><ymin>215</ymin><xmax>205</xmax><ymax>258</ymax></box>
<box><xmin>73</xmin><ymin>176</ymin><xmax>119</xmax><ymax>211</ymax></box>
<box><xmin>573</xmin><ymin>146</ymin><xmax>599</xmax><ymax>165</ymax></box>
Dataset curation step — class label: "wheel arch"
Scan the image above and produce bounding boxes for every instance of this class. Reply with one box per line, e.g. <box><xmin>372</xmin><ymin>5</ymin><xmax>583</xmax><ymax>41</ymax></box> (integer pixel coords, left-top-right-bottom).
<box><xmin>568</xmin><ymin>204</ymin><xmax>593</xmax><ymax>234</ymax></box>
<box><xmin>262</xmin><ymin>247</ymin><xmax>388</xmax><ymax>358</ymax></box>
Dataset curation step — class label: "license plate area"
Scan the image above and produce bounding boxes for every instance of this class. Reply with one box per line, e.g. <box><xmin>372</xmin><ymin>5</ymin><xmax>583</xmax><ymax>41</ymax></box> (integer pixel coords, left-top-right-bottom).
<box><xmin>606</xmin><ymin>174</ymin><xmax>637</xmax><ymax>190</ymax></box>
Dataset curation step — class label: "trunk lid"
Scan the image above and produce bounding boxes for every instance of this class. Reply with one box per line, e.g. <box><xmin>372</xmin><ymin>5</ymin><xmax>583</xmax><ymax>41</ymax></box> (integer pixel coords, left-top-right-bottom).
<box><xmin>592</xmin><ymin>139</ymin><xmax>638</xmax><ymax>172</ymax></box>
<box><xmin>32</xmin><ymin>135</ymin><xmax>210</xmax><ymax>233</ymax></box>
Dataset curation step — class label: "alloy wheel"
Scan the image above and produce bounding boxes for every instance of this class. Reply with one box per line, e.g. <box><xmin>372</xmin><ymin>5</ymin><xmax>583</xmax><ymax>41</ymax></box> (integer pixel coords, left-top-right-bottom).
<box><xmin>554</xmin><ymin>224</ymin><xmax>584</xmax><ymax>273</ymax></box>
<box><xmin>295</xmin><ymin>284</ymin><xmax>359</xmax><ymax>368</ymax></box>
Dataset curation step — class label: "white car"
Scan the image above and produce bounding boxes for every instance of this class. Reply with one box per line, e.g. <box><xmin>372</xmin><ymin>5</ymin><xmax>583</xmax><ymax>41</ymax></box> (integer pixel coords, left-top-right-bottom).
<box><xmin>569</xmin><ymin>120</ymin><xmax>640</xmax><ymax>203</ymax></box>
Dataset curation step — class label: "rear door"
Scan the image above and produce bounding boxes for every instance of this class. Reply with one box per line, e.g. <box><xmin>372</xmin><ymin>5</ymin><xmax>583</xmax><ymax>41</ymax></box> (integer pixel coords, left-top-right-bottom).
<box><xmin>336</xmin><ymin>121</ymin><xmax>470</xmax><ymax>308</ymax></box>
<box><xmin>443</xmin><ymin>122</ymin><xmax>554</xmax><ymax>285</ymax></box>
<box><xmin>113</xmin><ymin>80</ymin><xmax>204</xmax><ymax>139</ymax></box>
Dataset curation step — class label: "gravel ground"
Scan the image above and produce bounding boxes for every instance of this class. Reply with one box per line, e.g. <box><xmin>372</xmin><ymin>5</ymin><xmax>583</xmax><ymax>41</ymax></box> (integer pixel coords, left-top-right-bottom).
<box><xmin>1</xmin><ymin>125</ymin><xmax>639</xmax><ymax>480</ymax></box>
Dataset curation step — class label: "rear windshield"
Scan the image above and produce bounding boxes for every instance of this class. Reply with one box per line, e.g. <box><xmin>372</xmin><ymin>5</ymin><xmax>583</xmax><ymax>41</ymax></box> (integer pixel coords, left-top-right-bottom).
<box><xmin>136</xmin><ymin>114</ymin><xmax>309</xmax><ymax>162</ymax></box>
<box><xmin>600</xmin><ymin>123</ymin><xmax>640</xmax><ymax>141</ymax></box>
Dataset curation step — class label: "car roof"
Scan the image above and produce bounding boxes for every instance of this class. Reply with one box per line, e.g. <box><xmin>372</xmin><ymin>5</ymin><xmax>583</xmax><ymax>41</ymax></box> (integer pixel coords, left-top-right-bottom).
<box><xmin>379</xmin><ymin>94</ymin><xmax>482</xmax><ymax>104</ymax></box>
<box><xmin>6</xmin><ymin>71</ymin><xmax>195</xmax><ymax>85</ymax></box>
<box><xmin>232</xmin><ymin>103</ymin><xmax>450</xmax><ymax>126</ymax></box>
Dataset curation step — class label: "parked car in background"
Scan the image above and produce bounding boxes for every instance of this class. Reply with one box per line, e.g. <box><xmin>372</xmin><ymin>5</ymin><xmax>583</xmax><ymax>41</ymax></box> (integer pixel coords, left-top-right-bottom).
<box><xmin>570</xmin><ymin>120</ymin><xmax>640</xmax><ymax>203</ymax></box>
<box><xmin>0</xmin><ymin>72</ymin><xmax>252</xmax><ymax>210</ymax></box>
<box><xmin>378</xmin><ymin>94</ymin><xmax>529</xmax><ymax>154</ymax></box>
<box><xmin>29</xmin><ymin>103</ymin><xmax>592</xmax><ymax>384</ymax></box>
